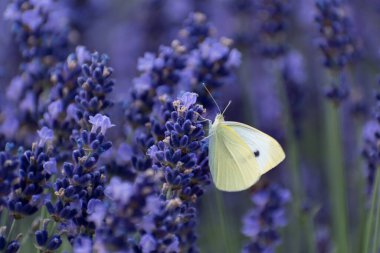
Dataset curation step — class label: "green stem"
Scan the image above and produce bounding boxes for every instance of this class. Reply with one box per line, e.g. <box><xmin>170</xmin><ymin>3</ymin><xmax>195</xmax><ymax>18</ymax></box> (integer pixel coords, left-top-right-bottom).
<box><xmin>372</xmin><ymin>167</ymin><xmax>380</xmax><ymax>253</ymax></box>
<box><xmin>353</xmin><ymin>119</ymin><xmax>367</xmax><ymax>253</ymax></box>
<box><xmin>276</xmin><ymin>65</ymin><xmax>316</xmax><ymax>253</ymax></box>
<box><xmin>323</xmin><ymin>101</ymin><xmax>348</xmax><ymax>253</ymax></box>
<box><xmin>214</xmin><ymin>190</ymin><xmax>233</xmax><ymax>253</ymax></box>
<box><xmin>363</xmin><ymin>169</ymin><xmax>380</xmax><ymax>253</ymax></box>
<box><xmin>6</xmin><ymin>219</ymin><xmax>16</xmax><ymax>242</ymax></box>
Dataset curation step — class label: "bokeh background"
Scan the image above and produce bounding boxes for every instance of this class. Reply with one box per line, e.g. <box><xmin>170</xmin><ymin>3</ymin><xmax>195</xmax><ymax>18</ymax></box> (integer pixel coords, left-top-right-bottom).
<box><xmin>1</xmin><ymin>0</ymin><xmax>380</xmax><ymax>253</ymax></box>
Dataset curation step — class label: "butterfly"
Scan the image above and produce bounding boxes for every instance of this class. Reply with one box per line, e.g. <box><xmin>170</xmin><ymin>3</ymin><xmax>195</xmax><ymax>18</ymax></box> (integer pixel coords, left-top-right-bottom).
<box><xmin>208</xmin><ymin>112</ymin><xmax>285</xmax><ymax>192</ymax></box>
<box><xmin>202</xmin><ymin>84</ymin><xmax>285</xmax><ymax>192</ymax></box>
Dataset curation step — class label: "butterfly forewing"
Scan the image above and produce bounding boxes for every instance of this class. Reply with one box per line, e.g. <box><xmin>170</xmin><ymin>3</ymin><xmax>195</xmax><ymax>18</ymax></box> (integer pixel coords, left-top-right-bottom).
<box><xmin>209</xmin><ymin>123</ymin><xmax>261</xmax><ymax>192</ymax></box>
<box><xmin>222</xmin><ymin>121</ymin><xmax>285</xmax><ymax>175</ymax></box>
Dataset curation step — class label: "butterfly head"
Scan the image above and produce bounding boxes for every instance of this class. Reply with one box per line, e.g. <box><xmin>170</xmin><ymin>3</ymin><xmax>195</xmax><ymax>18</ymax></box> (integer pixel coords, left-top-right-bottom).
<box><xmin>215</xmin><ymin>113</ymin><xmax>225</xmax><ymax>123</ymax></box>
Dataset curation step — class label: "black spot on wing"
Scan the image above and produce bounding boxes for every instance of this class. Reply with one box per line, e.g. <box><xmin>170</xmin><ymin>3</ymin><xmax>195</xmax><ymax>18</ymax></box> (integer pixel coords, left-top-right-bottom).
<box><xmin>254</xmin><ymin>150</ymin><xmax>260</xmax><ymax>157</ymax></box>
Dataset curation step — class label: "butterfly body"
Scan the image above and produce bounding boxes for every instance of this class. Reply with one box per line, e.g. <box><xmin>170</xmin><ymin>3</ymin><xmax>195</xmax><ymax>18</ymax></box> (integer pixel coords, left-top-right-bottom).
<box><xmin>208</xmin><ymin>113</ymin><xmax>285</xmax><ymax>192</ymax></box>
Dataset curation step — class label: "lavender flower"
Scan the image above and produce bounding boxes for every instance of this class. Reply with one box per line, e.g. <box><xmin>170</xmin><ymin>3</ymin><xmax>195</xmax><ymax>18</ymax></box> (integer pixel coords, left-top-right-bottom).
<box><xmin>45</xmin><ymin>124</ymin><xmax>112</xmax><ymax>239</ymax></box>
<box><xmin>0</xmin><ymin>143</ymin><xmax>19</xmax><ymax>210</ymax></box>
<box><xmin>179</xmin><ymin>12</ymin><xmax>215</xmax><ymax>50</ymax></box>
<box><xmin>0</xmin><ymin>227</ymin><xmax>20</xmax><ymax>253</ymax></box>
<box><xmin>362</xmin><ymin>86</ymin><xmax>380</xmax><ymax>195</ymax></box>
<box><xmin>281</xmin><ymin>50</ymin><xmax>307</xmax><ymax>136</ymax></box>
<box><xmin>125</xmin><ymin>12</ymin><xmax>240</xmax><ymax>131</ymax></box>
<box><xmin>1</xmin><ymin>0</ymin><xmax>73</xmax><ymax>148</ymax></box>
<box><xmin>149</xmin><ymin>92</ymin><xmax>210</xmax><ymax>201</ymax></box>
<box><xmin>4</xmin><ymin>0</ymin><xmax>70</xmax><ymax>61</ymax></box>
<box><xmin>145</xmin><ymin>92</ymin><xmax>210</xmax><ymax>252</ymax></box>
<box><xmin>7</xmin><ymin>131</ymin><xmax>54</xmax><ymax>219</ymax></box>
<box><xmin>89</xmin><ymin>114</ymin><xmax>115</xmax><ymax>135</ymax></box>
<box><xmin>34</xmin><ymin>220</ymin><xmax>62</xmax><ymax>252</ymax></box>
<box><xmin>90</xmin><ymin>173</ymin><xmax>160</xmax><ymax>252</ymax></box>
<box><xmin>41</xmin><ymin>47</ymin><xmax>113</xmax><ymax>162</ymax></box>
<box><xmin>315</xmin><ymin>0</ymin><xmax>359</xmax><ymax>70</ymax></box>
<box><xmin>75</xmin><ymin>52</ymin><xmax>114</xmax><ymax>122</ymax></box>
<box><xmin>242</xmin><ymin>183</ymin><xmax>291</xmax><ymax>253</ymax></box>
<box><xmin>252</xmin><ymin>0</ymin><xmax>291</xmax><ymax>58</ymax></box>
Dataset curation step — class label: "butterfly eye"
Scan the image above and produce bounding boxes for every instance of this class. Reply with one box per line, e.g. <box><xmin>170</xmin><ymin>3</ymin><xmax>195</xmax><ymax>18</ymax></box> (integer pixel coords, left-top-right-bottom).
<box><xmin>254</xmin><ymin>150</ymin><xmax>260</xmax><ymax>157</ymax></box>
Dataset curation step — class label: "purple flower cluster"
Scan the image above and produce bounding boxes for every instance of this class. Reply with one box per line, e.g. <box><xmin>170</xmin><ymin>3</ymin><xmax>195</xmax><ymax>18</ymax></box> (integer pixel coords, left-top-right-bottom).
<box><xmin>0</xmin><ymin>226</ymin><xmax>20</xmax><ymax>253</ymax></box>
<box><xmin>315</xmin><ymin>0</ymin><xmax>360</xmax><ymax>102</ymax></box>
<box><xmin>315</xmin><ymin>0</ymin><xmax>359</xmax><ymax>70</ymax></box>
<box><xmin>126</xmin><ymin>11</ymin><xmax>240</xmax><ymax>130</ymax></box>
<box><xmin>8</xmin><ymin>141</ymin><xmax>52</xmax><ymax>219</ymax></box>
<box><xmin>149</xmin><ymin>93</ymin><xmax>210</xmax><ymax>201</ymax></box>
<box><xmin>252</xmin><ymin>0</ymin><xmax>291</xmax><ymax>58</ymax></box>
<box><xmin>242</xmin><ymin>183</ymin><xmax>291</xmax><ymax>253</ymax></box>
<box><xmin>4</xmin><ymin>0</ymin><xmax>71</xmax><ymax>134</ymax></box>
<box><xmin>0</xmin><ymin>2</ymin><xmax>297</xmax><ymax>252</ymax></box>
<box><xmin>0</xmin><ymin>144</ymin><xmax>19</xmax><ymax>210</ymax></box>
<box><xmin>362</xmin><ymin>86</ymin><xmax>380</xmax><ymax>195</ymax></box>
<box><xmin>87</xmin><ymin>13</ymin><xmax>239</xmax><ymax>252</ymax></box>
<box><xmin>147</xmin><ymin>93</ymin><xmax>210</xmax><ymax>252</ymax></box>
<box><xmin>121</xmin><ymin>12</ymin><xmax>240</xmax><ymax>183</ymax></box>
<box><xmin>1</xmin><ymin>16</ymin><xmax>114</xmax><ymax>249</ymax></box>
<box><xmin>90</xmin><ymin>93</ymin><xmax>209</xmax><ymax>253</ymax></box>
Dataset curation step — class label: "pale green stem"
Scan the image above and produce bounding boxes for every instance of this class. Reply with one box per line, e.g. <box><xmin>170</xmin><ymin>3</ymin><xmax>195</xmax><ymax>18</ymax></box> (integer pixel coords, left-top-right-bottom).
<box><xmin>214</xmin><ymin>190</ymin><xmax>233</xmax><ymax>253</ymax></box>
<box><xmin>363</xmin><ymin>168</ymin><xmax>380</xmax><ymax>253</ymax></box>
<box><xmin>372</xmin><ymin>168</ymin><xmax>380</xmax><ymax>253</ymax></box>
<box><xmin>6</xmin><ymin>219</ymin><xmax>16</xmax><ymax>242</ymax></box>
<box><xmin>323</xmin><ymin>100</ymin><xmax>348</xmax><ymax>253</ymax></box>
<box><xmin>275</xmin><ymin>64</ymin><xmax>316</xmax><ymax>253</ymax></box>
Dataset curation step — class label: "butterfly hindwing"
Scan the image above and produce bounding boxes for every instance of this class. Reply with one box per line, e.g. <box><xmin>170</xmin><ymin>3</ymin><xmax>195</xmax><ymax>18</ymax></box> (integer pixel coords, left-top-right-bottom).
<box><xmin>222</xmin><ymin>121</ymin><xmax>285</xmax><ymax>175</ymax></box>
<box><xmin>209</xmin><ymin>123</ymin><xmax>261</xmax><ymax>192</ymax></box>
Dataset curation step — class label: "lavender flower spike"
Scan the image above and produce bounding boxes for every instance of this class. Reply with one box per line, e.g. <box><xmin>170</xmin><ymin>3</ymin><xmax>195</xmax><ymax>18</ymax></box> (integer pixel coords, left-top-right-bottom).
<box><xmin>89</xmin><ymin>114</ymin><xmax>115</xmax><ymax>135</ymax></box>
<box><xmin>242</xmin><ymin>183</ymin><xmax>291</xmax><ymax>253</ymax></box>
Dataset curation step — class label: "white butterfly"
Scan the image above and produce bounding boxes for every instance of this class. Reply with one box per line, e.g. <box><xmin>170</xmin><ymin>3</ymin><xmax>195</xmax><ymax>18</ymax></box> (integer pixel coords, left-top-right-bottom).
<box><xmin>208</xmin><ymin>108</ymin><xmax>285</xmax><ymax>192</ymax></box>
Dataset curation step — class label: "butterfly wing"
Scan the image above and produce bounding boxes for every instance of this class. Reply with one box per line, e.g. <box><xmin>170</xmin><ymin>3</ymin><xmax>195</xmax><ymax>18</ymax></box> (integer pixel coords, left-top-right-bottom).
<box><xmin>222</xmin><ymin>121</ymin><xmax>285</xmax><ymax>175</ymax></box>
<box><xmin>209</xmin><ymin>123</ymin><xmax>261</xmax><ymax>192</ymax></box>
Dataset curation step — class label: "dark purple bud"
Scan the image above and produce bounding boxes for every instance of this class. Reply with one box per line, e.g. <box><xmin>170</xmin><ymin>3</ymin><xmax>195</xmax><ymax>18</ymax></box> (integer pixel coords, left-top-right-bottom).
<box><xmin>89</xmin><ymin>132</ymin><xmax>97</xmax><ymax>143</ymax></box>
<box><xmin>84</xmin><ymin>157</ymin><xmax>96</xmax><ymax>168</ymax></box>
<box><xmin>6</xmin><ymin>241</ymin><xmax>20</xmax><ymax>253</ymax></box>
<box><xmin>183</xmin><ymin>120</ymin><xmax>192</xmax><ymax>132</ymax></box>
<box><xmin>81</xmin><ymin>130</ymin><xmax>88</xmax><ymax>142</ymax></box>
<box><xmin>186</xmin><ymin>110</ymin><xmax>194</xmax><ymax>120</ymax></box>
<box><xmin>63</xmin><ymin>163</ymin><xmax>74</xmax><ymax>177</ymax></box>
<box><xmin>24</xmin><ymin>184</ymin><xmax>37</xmax><ymax>195</ymax></box>
<box><xmin>101</xmin><ymin>142</ymin><xmax>112</xmax><ymax>152</ymax></box>
<box><xmin>164</xmin><ymin>150</ymin><xmax>172</xmax><ymax>162</ymax></box>
<box><xmin>171</xmin><ymin>132</ymin><xmax>180</xmax><ymax>147</ymax></box>
<box><xmin>45</xmin><ymin>202</ymin><xmax>55</xmax><ymax>214</ymax></box>
<box><xmin>180</xmin><ymin>135</ymin><xmax>189</xmax><ymax>147</ymax></box>
<box><xmin>173</xmin><ymin>175</ymin><xmax>182</xmax><ymax>185</ymax></box>
<box><xmin>183</xmin><ymin>187</ymin><xmax>192</xmax><ymax>196</ymax></box>
<box><xmin>82</xmin><ymin>64</ymin><xmax>91</xmax><ymax>77</ymax></box>
<box><xmin>89</xmin><ymin>97</ymin><xmax>99</xmax><ymax>109</ymax></box>
<box><xmin>166</xmin><ymin>122</ymin><xmax>175</xmax><ymax>131</ymax></box>
<box><xmin>0</xmin><ymin>236</ymin><xmax>5</xmax><ymax>250</ymax></box>
<box><xmin>174</xmin><ymin>123</ymin><xmax>183</xmax><ymax>134</ymax></box>
<box><xmin>172</xmin><ymin>150</ymin><xmax>182</xmax><ymax>163</ymax></box>
<box><xmin>188</xmin><ymin>142</ymin><xmax>200</xmax><ymax>151</ymax></box>
<box><xmin>171</xmin><ymin>111</ymin><xmax>178</xmax><ymax>121</ymax></box>
<box><xmin>72</xmin><ymin>150</ymin><xmax>81</xmax><ymax>163</ymax></box>
<box><xmin>46</xmin><ymin>235</ymin><xmax>62</xmax><ymax>251</ymax></box>
<box><xmin>35</xmin><ymin>230</ymin><xmax>48</xmax><ymax>246</ymax></box>
<box><xmin>185</xmin><ymin>159</ymin><xmax>196</xmax><ymax>168</ymax></box>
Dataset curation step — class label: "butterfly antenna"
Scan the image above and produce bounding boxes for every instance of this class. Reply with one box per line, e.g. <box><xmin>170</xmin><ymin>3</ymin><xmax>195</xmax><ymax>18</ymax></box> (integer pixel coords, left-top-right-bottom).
<box><xmin>222</xmin><ymin>100</ymin><xmax>232</xmax><ymax>115</ymax></box>
<box><xmin>202</xmin><ymin>83</ymin><xmax>221</xmax><ymax>113</ymax></box>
